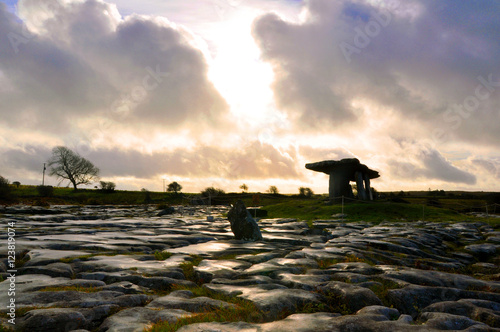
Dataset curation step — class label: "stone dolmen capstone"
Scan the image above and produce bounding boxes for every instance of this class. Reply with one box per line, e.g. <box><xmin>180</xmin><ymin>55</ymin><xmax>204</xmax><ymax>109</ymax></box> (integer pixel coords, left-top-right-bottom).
<box><xmin>227</xmin><ymin>200</ymin><xmax>263</xmax><ymax>241</ymax></box>
<box><xmin>305</xmin><ymin>158</ymin><xmax>379</xmax><ymax>200</ymax></box>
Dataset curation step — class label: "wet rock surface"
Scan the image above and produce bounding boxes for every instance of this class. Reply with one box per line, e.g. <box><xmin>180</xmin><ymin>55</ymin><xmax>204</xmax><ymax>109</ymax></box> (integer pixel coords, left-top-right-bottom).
<box><xmin>0</xmin><ymin>205</ymin><xmax>499</xmax><ymax>331</ymax></box>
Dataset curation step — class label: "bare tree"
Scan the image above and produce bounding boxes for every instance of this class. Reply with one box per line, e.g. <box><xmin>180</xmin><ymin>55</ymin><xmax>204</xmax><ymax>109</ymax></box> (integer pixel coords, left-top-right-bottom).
<box><xmin>239</xmin><ymin>183</ymin><xmax>248</xmax><ymax>193</ymax></box>
<box><xmin>48</xmin><ymin>146</ymin><xmax>99</xmax><ymax>190</ymax></box>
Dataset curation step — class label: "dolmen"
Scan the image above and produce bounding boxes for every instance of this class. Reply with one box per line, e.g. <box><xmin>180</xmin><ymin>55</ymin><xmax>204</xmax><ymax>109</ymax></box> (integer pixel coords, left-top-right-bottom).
<box><xmin>306</xmin><ymin>158</ymin><xmax>379</xmax><ymax>200</ymax></box>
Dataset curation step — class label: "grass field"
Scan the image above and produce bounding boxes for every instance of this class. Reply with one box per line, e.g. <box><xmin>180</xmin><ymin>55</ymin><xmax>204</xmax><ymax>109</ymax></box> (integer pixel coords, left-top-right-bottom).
<box><xmin>1</xmin><ymin>185</ymin><xmax>499</xmax><ymax>226</ymax></box>
<box><xmin>5</xmin><ymin>185</ymin><xmax>184</xmax><ymax>206</ymax></box>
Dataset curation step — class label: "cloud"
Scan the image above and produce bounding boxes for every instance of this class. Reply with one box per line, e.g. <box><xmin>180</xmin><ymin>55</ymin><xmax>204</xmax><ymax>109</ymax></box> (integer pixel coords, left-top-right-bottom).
<box><xmin>90</xmin><ymin>142</ymin><xmax>299</xmax><ymax>180</ymax></box>
<box><xmin>419</xmin><ymin>149</ymin><xmax>476</xmax><ymax>185</ymax></box>
<box><xmin>388</xmin><ymin>148</ymin><xmax>476</xmax><ymax>185</ymax></box>
<box><xmin>1</xmin><ymin>142</ymin><xmax>299</xmax><ymax>182</ymax></box>
<box><xmin>472</xmin><ymin>158</ymin><xmax>500</xmax><ymax>179</ymax></box>
<box><xmin>0</xmin><ymin>0</ymin><xmax>228</xmax><ymax>134</ymax></box>
<box><xmin>1</xmin><ymin>145</ymin><xmax>52</xmax><ymax>173</ymax></box>
<box><xmin>1</xmin><ymin>0</ymin><xmax>498</xmax><ymax>192</ymax></box>
<box><xmin>252</xmin><ymin>0</ymin><xmax>500</xmax><ymax>143</ymax></box>
<box><xmin>299</xmin><ymin>146</ymin><xmax>354</xmax><ymax>163</ymax></box>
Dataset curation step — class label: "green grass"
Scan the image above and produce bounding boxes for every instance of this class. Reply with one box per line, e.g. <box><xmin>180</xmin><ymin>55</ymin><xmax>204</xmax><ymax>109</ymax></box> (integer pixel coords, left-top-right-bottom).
<box><xmin>368</xmin><ymin>278</ymin><xmax>403</xmax><ymax>307</ymax></box>
<box><xmin>169</xmin><ymin>285</ymin><xmax>250</xmax><ymax>305</ymax></box>
<box><xmin>59</xmin><ymin>251</ymin><xmax>148</xmax><ymax>263</ymax></box>
<box><xmin>0</xmin><ymin>325</ymin><xmax>14</xmax><ymax>332</ymax></box>
<box><xmin>154</xmin><ymin>251</ymin><xmax>173</xmax><ymax>261</ymax></box>
<box><xmin>316</xmin><ymin>255</ymin><xmax>371</xmax><ymax>269</ymax></box>
<box><xmin>146</xmin><ymin>305</ymin><xmax>261</xmax><ymax>332</ymax></box>
<box><xmin>146</xmin><ymin>285</ymin><xmax>263</xmax><ymax>332</ymax></box>
<box><xmin>261</xmin><ymin>199</ymin><xmax>500</xmax><ymax>225</ymax></box>
<box><xmin>38</xmin><ymin>285</ymin><xmax>103</xmax><ymax>293</ymax></box>
<box><xmin>0</xmin><ymin>305</ymin><xmax>57</xmax><ymax>321</ymax></box>
<box><xmin>60</xmin><ymin>255</ymin><xmax>95</xmax><ymax>263</ymax></box>
<box><xmin>14</xmin><ymin>251</ymin><xmax>30</xmax><ymax>268</ymax></box>
<box><xmin>5</xmin><ymin>185</ymin><xmax>185</xmax><ymax>205</ymax></box>
<box><xmin>2</xmin><ymin>185</ymin><xmax>499</xmax><ymax>226</ymax></box>
<box><xmin>180</xmin><ymin>255</ymin><xmax>204</xmax><ymax>283</ymax></box>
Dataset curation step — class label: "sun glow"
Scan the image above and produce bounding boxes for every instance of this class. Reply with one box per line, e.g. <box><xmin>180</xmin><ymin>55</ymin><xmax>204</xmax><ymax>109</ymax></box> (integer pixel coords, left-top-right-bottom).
<box><xmin>207</xmin><ymin>9</ymin><xmax>276</xmax><ymax>126</ymax></box>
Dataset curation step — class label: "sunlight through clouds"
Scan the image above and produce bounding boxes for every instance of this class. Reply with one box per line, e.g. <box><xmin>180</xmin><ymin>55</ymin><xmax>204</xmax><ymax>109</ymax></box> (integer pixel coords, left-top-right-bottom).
<box><xmin>0</xmin><ymin>0</ymin><xmax>498</xmax><ymax>193</ymax></box>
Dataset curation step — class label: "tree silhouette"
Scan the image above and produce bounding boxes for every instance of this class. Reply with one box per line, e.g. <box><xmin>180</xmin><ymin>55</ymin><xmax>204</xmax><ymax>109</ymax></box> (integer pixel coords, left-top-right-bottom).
<box><xmin>47</xmin><ymin>146</ymin><xmax>99</xmax><ymax>190</ymax></box>
<box><xmin>267</xmin><ymin>185</ymin><xmax>279</xmax><ymax>195</ymax></box>
<box><xmin>299</xmin><ymin>187</ymin><xmax>314</xmax><ymax>198</ymax></box>
<box><xmin>167</xmin><ymin>181</ymin><xmax>182</xmax><ymax>194</ymax></box>
<box><xmin>0</xmin><ymin>176</ymin><xmax>10</xmax><ymax>199</ymax></box>
<box><xmin>99</xmin><ymin>181</ymin><xmax>116</xmax><ymax>193</ymax></box>
<box><xmin>201</xmin><ymin>187</ymin><xmax>225</xmax><ymax>197</ymax></box>
<box><xmin>240</xmin><ymin>183</ymin><xmax>248</xmax><ymax>193</ymax></box>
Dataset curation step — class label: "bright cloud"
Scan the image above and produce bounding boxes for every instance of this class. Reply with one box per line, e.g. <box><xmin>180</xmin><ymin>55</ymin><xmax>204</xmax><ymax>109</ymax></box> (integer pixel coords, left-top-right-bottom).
<box><xmin>0</xmin><ymin>0</ymin><xmax>498</xmax><ymax>193</ymax></box>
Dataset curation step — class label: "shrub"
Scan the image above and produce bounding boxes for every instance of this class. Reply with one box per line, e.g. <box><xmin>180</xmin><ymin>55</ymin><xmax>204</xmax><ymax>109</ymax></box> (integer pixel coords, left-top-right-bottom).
<box><xmin>154</xmin><ymin>251</ymin><xmax>173</xmax><ymax>261</ymax></box>
<box><xmin>0</xmin><ymin>176</ymin><xmax>11</xmax><ymax>199</ymax></box>
<box><xmin>267</xmin><ymin>186</ymin><xmax>279</xmax><ymax>195</ymax></box>
<box><xmin>142</xmin><ymin>188</ymin><xmax>152</xmax><ymax>204</ymax></box>
<box><xmin>180</xmin><ymin>255</ymin><xmax>203</xmax><ymax>283</ymax></box>
<box><xmin>299</xmin><ymin>187</ymin><xmax>314</xmax><ymax>198</ymax></box>
<box><xmin>99</xmin><ymin>181</ymin><xmax>116</xmax><ymax>193</ymax></box>
<box><xmin>201</xmin><ymin>187</ymin><xmax>225</xmax><ymax>198</ymax></box>
<box><xmin>37</xmin><ymin>185</ymin><xmax>54</xmax><ymax>197</ymax></box>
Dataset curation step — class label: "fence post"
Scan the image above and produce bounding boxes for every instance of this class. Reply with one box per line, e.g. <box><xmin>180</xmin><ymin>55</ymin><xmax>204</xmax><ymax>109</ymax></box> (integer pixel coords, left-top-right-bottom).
<box><xmin>208</xmin><ymin>193</ymin><xmax>211</xmax><ymax>215</ymax></box>
<box><xmin>342</xmin><ymin>195</ymin><xmax>344</xmax><ymax>221</ymax></box>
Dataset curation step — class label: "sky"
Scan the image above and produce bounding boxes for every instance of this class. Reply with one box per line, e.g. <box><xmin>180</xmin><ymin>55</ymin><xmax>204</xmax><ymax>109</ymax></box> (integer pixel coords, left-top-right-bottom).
<box><xmin>0</xmin><ymin>0</ymin><xmax>499</xmax><ymax>193</ymax></box>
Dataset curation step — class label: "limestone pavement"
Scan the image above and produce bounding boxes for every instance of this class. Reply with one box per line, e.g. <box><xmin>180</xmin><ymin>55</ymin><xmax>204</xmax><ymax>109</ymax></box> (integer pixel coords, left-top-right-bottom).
<box><xmin>0</xmin><ymin>205</ymin><xmax>498</xmax><ymax>331</ymax></box>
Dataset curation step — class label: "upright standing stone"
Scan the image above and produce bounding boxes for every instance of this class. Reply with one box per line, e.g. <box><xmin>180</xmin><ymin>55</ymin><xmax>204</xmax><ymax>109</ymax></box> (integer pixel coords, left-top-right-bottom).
<box><xmin>227</xmin><ymin>200</ymin><xmax>263</xmax><ymax>241</ymax></box>
<box><xmin>364</xmin><ymin>173</ymin><xmax>373</xmax><ymax>200</ymax></box>
<box><xmin>355</xmin><ymin>171</ymin><xmax>367</xmax><ymax>200</ymax></box>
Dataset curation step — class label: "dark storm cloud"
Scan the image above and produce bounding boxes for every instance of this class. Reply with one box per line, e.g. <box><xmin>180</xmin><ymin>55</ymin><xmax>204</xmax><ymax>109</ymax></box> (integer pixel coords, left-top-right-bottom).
<box><xmin>1</xmin><ymin>145</ymin><xmax>52</xmax><ymax>173</ymax></box>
